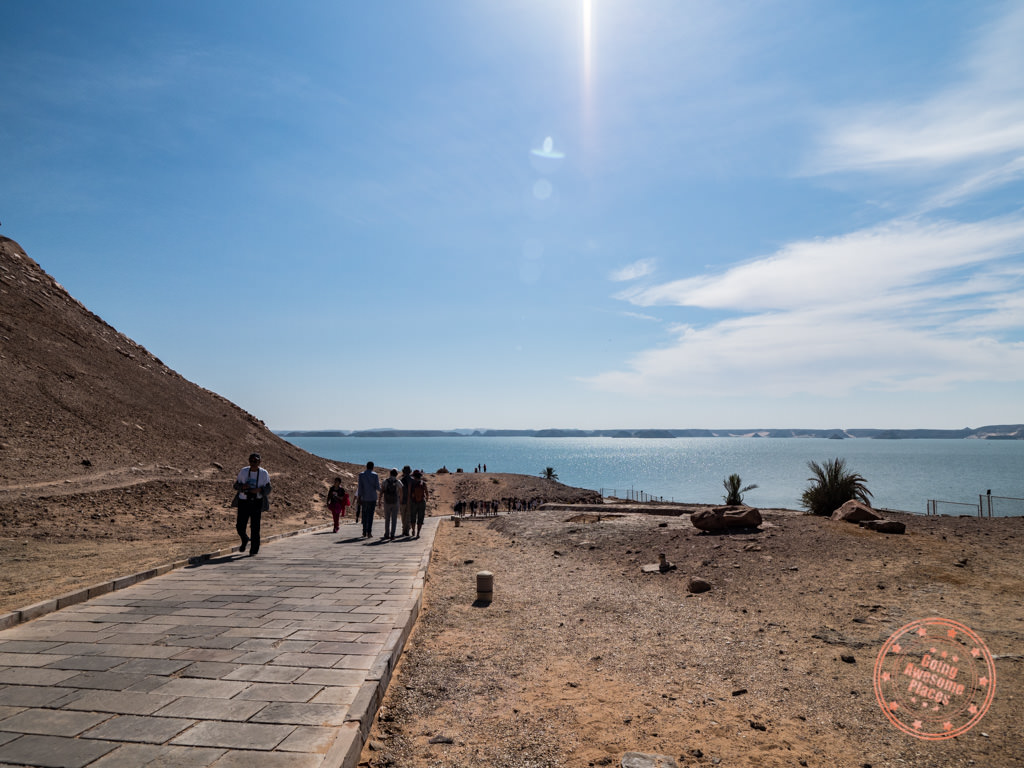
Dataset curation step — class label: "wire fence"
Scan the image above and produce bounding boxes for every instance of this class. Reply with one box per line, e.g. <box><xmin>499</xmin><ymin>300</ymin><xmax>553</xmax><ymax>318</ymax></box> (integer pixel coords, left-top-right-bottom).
<box><xmin>926</xmin><ymin>499</ymin><xmax>980</xmax><ymax>516</ymax></box>
<box><xmin>980</xmin><ymin>494</ymin><xmax>1024</xmax><ymax>517</ymax></box>
<box><xmin>927</xmin><ymin>494</ymin><xmax>1024</xmax><ymax>517</ymax></box>
<box><xmin>600</xmin><ymin>489</ymin><xmax>672</xmax><ymax>503</ymax></box>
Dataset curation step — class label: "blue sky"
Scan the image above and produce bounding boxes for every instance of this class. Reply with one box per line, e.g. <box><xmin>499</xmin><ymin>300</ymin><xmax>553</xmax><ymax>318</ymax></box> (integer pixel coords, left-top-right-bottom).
<box><xmin>3</xmin><ymin>1</ymin><xmax>1023</xmax><ymax>430</ymax></box>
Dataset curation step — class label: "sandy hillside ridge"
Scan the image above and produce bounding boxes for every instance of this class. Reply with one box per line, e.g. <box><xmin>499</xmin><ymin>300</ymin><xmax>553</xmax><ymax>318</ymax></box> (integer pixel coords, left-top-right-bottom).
<box><xmin>0</xmin><ymin>235</ymin><xmax>356</xmax><ymax>608</ymax></box>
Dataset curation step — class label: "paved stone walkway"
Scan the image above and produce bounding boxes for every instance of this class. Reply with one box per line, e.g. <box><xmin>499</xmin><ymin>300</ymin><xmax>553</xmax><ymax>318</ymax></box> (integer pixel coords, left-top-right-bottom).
<box><xmin>0</xmin><ymin>517</ymin><xmax>439</xmax><ymax>768</ymax></box>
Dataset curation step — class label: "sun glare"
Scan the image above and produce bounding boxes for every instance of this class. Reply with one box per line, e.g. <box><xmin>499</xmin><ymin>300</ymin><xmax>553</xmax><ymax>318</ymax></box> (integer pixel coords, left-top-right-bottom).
<box><xmin>582</xmin><ymin>0</ymin><xmax>593</xmax><ymax>159</ymax></box>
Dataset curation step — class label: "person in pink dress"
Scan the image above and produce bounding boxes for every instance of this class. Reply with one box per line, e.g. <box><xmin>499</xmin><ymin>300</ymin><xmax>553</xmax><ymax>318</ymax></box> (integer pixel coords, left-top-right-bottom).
<box><xmin>326</xmin><ymin>476</ymin><xmax>349</xmax><ymax>533</ymax></box>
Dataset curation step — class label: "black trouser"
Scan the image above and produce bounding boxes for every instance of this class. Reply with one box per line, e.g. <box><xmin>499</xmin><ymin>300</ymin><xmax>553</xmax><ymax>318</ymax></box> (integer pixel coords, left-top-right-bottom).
<box><xmin>236</xmin><ymin>498</ymin><xmax>262</xmax><ymax>554</ymax></box>
<box><xmin>360</xmin><ymin>500</ymin><xmax>376</xmax><ymax>537</ymax></box>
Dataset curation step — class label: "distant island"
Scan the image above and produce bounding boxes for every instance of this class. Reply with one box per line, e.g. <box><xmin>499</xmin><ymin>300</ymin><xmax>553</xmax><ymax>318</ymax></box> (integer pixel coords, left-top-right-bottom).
<box><xmin>277</xmin><ymin>425</ymin><xmax>1024</xmax><ymax>440</ymax></box>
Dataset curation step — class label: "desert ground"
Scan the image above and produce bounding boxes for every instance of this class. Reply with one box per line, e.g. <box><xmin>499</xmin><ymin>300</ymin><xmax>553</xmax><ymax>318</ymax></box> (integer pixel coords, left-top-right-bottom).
<box><xmin>354</xmin><ymin>474</ymin><xmax>1024</xmax><ymax>768</ymax></box>
<box><xmin>4</xmin><ymin>465</ymin><xmax>1020</xmax><ymax>767</ymax></box>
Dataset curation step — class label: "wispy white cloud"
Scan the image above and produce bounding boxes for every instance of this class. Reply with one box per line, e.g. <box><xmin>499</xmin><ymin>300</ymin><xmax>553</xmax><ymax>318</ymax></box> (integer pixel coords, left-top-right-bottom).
<box><xmin>617</xmin><ymin>217</ymin><xmax>1024</xmax><ymax>314</ymax></box>
<box><xmin>922</xmin><ymin>156</ymin><xmax>1024</xmax><ymax>211</ymax></box>
<box><xmin>587</xmin><ymin>308</ymin><xmax>1024</xmax><ymax>398</ymax></box>
<box><xmin>809</xmin><ymin>4</ymin><xmax>1024</xmax><ymax>184</ymax></box>
<box><xmin>592</xmin><ymin>215</ymin><xmax>1024</xmax><ymax>398</ymax></box>
<box><xmin>609</xmin><ymin>258</ymin><xmax>655</xmax><ymax>282</ymax></box>
<box><xmin>620</xmin><ymin>310</ymin><xmax>660</xmax><ymax>322</ymax></box>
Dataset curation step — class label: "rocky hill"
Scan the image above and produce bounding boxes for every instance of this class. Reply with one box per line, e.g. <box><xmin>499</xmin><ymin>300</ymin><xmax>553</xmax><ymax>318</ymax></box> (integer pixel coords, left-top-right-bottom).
<box><xmin>0</xmin><ymin>235</ymin><xmax>361</xmax><ymax>610</ymax></box>
<box><xmin>0</xmin><ymin>235</ymin><xmax>337</xmax><ymax>484</ymax></box>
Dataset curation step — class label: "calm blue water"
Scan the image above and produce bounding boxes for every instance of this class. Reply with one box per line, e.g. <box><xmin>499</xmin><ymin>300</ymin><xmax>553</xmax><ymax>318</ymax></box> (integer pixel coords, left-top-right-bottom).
<box><xmin>281</xmin><ymin>436</ymin><xmax>1024</xmax><ymax>516</ymax></box>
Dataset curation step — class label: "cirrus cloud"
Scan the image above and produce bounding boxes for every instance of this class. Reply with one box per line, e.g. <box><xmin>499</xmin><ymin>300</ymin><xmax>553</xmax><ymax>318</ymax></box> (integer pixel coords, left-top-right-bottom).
<box><xmin>609</xmin><ymin>258</ymin><xmax>656</xmax><ymax>282</ymax></box>
<box><xmin>591</xmin><ymin>215</ymin><xmax>1024</xmax><ymax>398</ymax></box>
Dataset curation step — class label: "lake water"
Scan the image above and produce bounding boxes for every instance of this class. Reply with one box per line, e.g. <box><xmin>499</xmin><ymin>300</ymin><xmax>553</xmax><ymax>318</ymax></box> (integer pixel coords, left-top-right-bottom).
<box><xmin>281</xmin><ymin>435</ymin><xmax>1024</xmax><ymax>516</ymax></box>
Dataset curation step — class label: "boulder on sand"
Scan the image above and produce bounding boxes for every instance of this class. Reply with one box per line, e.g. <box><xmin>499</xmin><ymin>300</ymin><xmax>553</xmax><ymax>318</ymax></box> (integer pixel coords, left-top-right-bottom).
<box><xmin>860</xmin><ymin>519</ymin><xmax>906</xmax><ymax>534</ymax></box>
<box><xmin>830</xmin><ymin>500</ymin><xmax>880</xmax><ymax>523</ymax></box>
<box><xmin>687</xmin><ymin>577</ymin><xmax>712</xmax><ymax>593</ymax></box>
<box><xmin>691</xmin><ymin>505</ymin><xmax>762</xmax><ymax>532</ymax></box>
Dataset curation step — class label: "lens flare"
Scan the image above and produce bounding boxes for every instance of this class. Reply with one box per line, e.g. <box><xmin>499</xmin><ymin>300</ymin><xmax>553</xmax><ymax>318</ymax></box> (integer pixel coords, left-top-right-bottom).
<box><xmin>531</xmin><ymin>136</ymin><xmax>565</xmax><ymax>160</ymax></box>
<box><xmin>533</xmin><ymin>179</ymin><xmax>554</xmax><ymax>200</ymax></box>
<box><xmin>582</xmin><ymin>0</ymin><xmax>593</xmax><ymax>158</ymax></box>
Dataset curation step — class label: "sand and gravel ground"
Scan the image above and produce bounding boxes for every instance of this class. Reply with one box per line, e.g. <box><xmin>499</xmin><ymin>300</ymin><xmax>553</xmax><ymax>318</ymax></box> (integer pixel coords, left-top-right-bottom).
<box><xmin>358</xmin><ymin>480</ymin><xmax>1024</xmax><ymax>768</ymax></box>
<box><xmin>2</xmin><ymin>468</ymin><xmax>1021</xmax><ymax>767</ymax></box>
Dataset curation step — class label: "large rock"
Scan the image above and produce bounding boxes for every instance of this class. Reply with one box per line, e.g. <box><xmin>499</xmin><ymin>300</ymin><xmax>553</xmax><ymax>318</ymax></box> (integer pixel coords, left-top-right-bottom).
<box><xmin>687</xmin><ymin>577</ymin><xmax>712</xmax><ymax>593</ymax></box>
<box><xmin>860</xmin><ymin>519</ymin><xmax>906</xmax><ymax>534</ymax></box>
<box><xmin>691</xmin><ymin>505</ymin><xmax>762</xmax><ymax>532</ymax></box>
<box><xmin>830</xmin><ymin>500</ymin><xmax>880</xmax><ymax>523</ymax></box>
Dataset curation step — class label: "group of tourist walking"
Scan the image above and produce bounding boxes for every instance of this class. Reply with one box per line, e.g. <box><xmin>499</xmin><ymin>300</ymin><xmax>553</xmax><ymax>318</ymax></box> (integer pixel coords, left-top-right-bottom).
<box><xmin>354</xmin><ymin>461</ymin><xmax>429</xmax><ymax>540</ymax></box>
<box><xmin>451</xmin><ymin>496</ymin><xmax>544</xmax><ymax>517</ymax></box>
<box><xmin>232</xmin><ymin>456</ymin><xmax>429</xmax><ymax>555</ymax></box>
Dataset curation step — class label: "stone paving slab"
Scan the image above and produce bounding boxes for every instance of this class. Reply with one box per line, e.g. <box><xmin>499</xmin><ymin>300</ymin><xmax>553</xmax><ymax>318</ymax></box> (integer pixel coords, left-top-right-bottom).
<box><xmin>0</xmin><ymin>518</ymin><xmax>438</xmax><ymax>767</ymax></box>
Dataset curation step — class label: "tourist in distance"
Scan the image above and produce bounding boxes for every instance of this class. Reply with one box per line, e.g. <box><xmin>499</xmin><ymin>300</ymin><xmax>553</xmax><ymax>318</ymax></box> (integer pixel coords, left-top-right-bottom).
<box><xmin>326</xmin><ymin>476</ymin><xmax>349</xmax><ymax>533</ymax></box>
<box><xmin>381</xmin><ymin>468</ymin><xmax>402</xmax><ymax>540</ymax></box>
<box><xmin>399</xmin><ymin>465</ymin><xmax>413</xmax><ymax>537</ymax></box>
<box><xmin>357</xmin><ymin>461</ymin><xmax>381</xmax><ymax>539</ymax></box>
<box><xmin>233</xmin><ymin>452</ymin><xmax>270</xmax><ymax>556</ymax></box>
<box><xmin>409</xmin><ymin>469</ymin><xmax>429</xmax><ymax>538</ymax></box>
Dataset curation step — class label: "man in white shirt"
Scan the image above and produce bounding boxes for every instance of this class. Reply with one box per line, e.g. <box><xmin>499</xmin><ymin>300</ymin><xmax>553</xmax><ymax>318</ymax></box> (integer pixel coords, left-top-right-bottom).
<box><xmin>234</xmin><ymin>452</ymin><xmax>271</xmax><ymax>556</ymax></box>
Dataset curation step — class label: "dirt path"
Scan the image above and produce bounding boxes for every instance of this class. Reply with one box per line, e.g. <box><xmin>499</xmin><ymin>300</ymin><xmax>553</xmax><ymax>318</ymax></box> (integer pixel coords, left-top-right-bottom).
<box><xmin>0</xmin><ymin>464</ymin><xmax>223</xmax><ymax>497</ymax></box>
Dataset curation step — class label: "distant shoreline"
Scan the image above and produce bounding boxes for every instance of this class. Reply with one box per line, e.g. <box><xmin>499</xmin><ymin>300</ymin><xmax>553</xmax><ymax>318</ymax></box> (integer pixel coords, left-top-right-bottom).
<box><xmin>277</xmin><ymin>425</ymin><xmax>1024</xmax><ymax>440</ymax></box>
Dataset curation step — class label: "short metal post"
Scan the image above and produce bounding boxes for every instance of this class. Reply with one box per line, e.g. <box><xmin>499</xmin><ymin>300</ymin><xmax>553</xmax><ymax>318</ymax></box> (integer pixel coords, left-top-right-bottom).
<box><xmin>476</xmin><ymin>571</ymin><xmax>493</xmax><ymax>603</ymax></box>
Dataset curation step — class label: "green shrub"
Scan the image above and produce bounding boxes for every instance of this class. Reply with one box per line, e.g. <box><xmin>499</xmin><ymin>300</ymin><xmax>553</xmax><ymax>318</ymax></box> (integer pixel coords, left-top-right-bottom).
<box><xmin>800</xmin><ymin>458</ymin><xmax>872</xmax><ymax>516</ymax></box>
<box><xmin>722</xmin><ymin>473</ymin><xmax>757</xmax><ymax>505</ymax></box>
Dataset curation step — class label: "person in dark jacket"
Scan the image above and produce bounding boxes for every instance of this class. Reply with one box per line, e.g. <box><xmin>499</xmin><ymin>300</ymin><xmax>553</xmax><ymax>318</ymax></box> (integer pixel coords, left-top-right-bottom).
<box><xmin>326</xmin><ymin>477</ymin><xmax>349</xmax><ymax>532</ymax></box>
<box><xmin>357</xmin><ymin>461</ymin><xmax>381</xmax><ymax>539</ymax></box>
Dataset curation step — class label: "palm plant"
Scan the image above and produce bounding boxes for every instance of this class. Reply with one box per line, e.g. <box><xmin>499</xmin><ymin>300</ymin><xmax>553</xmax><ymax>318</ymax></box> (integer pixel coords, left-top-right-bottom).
<box><xmin>722</xmin><ymin>473</ymin><xmax>757</xmax><ymax>505</ymax></box>
<box><xmin>540</xmin><ymin>467</ymin><xmax>558</xmax><ymax>481</ymax></box>
<box><xmin>800</xmin><ymin>458</ymin><xmax>872</xmax><ymax>516</ymax></box>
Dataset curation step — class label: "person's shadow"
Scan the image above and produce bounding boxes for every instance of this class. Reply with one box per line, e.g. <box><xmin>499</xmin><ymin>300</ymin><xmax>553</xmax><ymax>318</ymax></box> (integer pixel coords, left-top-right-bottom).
<box><xmin>186</xmin><ymin>554</ymin><xmax>242</xmax><ymax>568</ymax></box>
<box><xmin>336</xmin><ymin>535</ymin><xmax>369</xmax><ymax>544</ymax></box>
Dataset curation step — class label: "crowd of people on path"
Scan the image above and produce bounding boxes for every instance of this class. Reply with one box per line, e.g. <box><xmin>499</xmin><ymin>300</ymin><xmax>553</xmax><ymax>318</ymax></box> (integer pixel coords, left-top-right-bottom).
<box><xmin>352</xmin><ymin>461</ymin><xmax>429</xmax><ymax>540</ymax></box>
<box><xmin>452</xmin><ymin>496</ymin><xmax>544</xmax><ymax>517</ymax></box>
<box><xmin>231</xmin><ymin>455</ymin><xmax>431</xmax><ymax>553</ymax></box>
<box><xmin>231</xmin><ymin>454</ymin><xmax>549</xmax><ymax>554</ymax></box>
